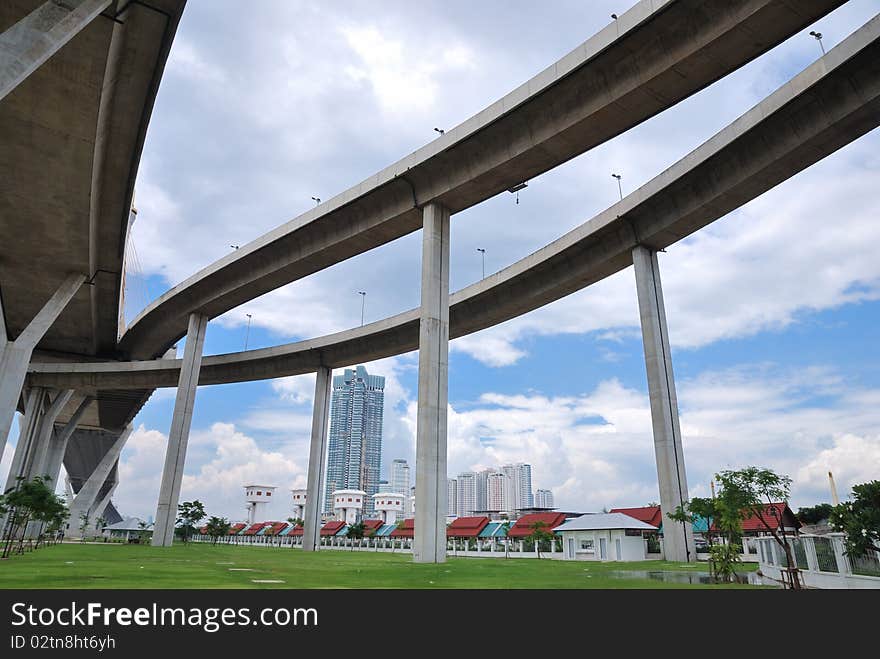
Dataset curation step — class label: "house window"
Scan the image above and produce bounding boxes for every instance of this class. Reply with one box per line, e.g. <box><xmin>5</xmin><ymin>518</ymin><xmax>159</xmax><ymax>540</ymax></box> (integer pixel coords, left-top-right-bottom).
<box><xmin>257</xmin><ymin>491</ymin><xmax>262</xmax><ymax>496</ymax></box>
<box><xmin>580</xmin><ymin>539</ymin><xmax>594</xmax><ymax>551</ymax></box>
<box><xmin>267</xmin><ymin>492</ymin><xmax>271</xmax><ymax>496</ymax></box>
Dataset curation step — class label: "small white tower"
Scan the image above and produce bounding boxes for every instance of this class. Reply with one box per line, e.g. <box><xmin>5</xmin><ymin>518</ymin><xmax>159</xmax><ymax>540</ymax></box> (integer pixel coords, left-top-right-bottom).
<box><xmin>332</xmin><ymin>489</ymin><xmax>366</xmax><ymax>525</ymax></box>
<box><xmin>244</xmin><ymin>485</ymin><xmax>276</xmax><ymax>525</ymax></box>
<box><xmin>291</xmin><ymin>488</ymin><xmax>307</xmax><ymax>519</ymax></box>
<box><xmin>372</xmin><ymin>492</ymin><xmax>405</xmax><ymax>525</ymax></box>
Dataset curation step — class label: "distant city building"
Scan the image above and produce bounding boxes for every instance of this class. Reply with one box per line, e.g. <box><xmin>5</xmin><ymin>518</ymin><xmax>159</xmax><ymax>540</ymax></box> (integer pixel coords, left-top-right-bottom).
<box><xmin>390</xmin><ymin>459</ymin><xmax>410</xmax><ymax>496</ymax></box>
<box><xmin>501</xmin><ymin>463</ymin><xmax>534</xmax><ymax>512</ymax></box>
<box><xmin>324</xmin><ymin>365</ymin><xmax>385</xmax><ymax>515</ymax></box>
<box><xmin>447</xmin><ymin>478</ymin><xmax>457</xmax><ymax>517</ymax></box>
<box><xmin>475</xmin><ymin>469</ymin><xmax>492</xmax><ymax>514</ymax></box>
<box><xmin>486</xmin><ymin>472</ymin><xmax>505</xmax><ymax>511</ymax></box>
<box><xmin>535</xmin><ymin>489</ymin><xmax>555</xmax><ymax>509</ymax></box>
<box><xmin>456</xmin><ymin>472</ymin><xmax>477</xmax><ymax>517</ymax></box>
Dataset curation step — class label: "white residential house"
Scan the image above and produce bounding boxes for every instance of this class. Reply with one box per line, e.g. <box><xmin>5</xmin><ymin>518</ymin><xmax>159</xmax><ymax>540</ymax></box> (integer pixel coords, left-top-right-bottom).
<box><xmin>554</xmin><ymin>513</ymin><xmax>658</xmax><ymax>561</ymax></box>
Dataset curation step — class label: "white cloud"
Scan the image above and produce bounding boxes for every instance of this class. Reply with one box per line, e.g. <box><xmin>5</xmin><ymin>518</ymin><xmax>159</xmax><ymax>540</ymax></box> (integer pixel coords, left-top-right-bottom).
<box><xmin>796</xmin><ymin>434</ymin><xmax>880</xmax><ymax>503</ymax></box>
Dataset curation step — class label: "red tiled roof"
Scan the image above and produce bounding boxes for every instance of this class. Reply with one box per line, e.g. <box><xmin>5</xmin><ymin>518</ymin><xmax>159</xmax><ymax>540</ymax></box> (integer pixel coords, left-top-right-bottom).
<box><xmin>361</xmin><ymin>519</ymin><xmax>383</xmax><ymax>536</ymax></box>
<box><xmin>508</xmin><ymin>513</ymin><xmax>567</xmax><ymax>538</ymax></box>
<box><xmin>285</xmin><ymin>524</ymin><xmax>304</xmax><ymax>536</ymax></box>
<box><xmin>390</xmin><ymin>519</ymin><xmax>414</xmax><ymax>538</ymax></box>
<box><xmin>262</xmin><ymin>522</ymin><xmax>288</xmax><ymax>536</ymax></box>
<box><xmin>320</xmin><ymin>521</ymin><xmax>346</xmax><ymax>536</ymax></box>
<box><xmin>610</xmin><ymin>506</ymin><xmax>663</xmax><ymax>527</ymax></box>
<box><xmin>228</xmin><ymin>523</ymin><xmax>247</xmax><ymax>535</ymax></box>
<box><xmin>447</xmin><ymin>516</ymin><xmax>490</xmax><ymax>538</ymax></box>
<box><xmin>243</xmin><ymin>522</ymin><xmax>269</xmax><ymax>535</ymax></box>
<box><xmin>711</xmin><ymin>502</ymin><xmax>801</xmax><ymax>532</ymax></box>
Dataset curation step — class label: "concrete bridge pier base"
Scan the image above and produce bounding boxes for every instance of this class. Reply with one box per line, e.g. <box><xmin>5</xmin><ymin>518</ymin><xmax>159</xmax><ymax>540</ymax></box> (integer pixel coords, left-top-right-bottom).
<box><xmin>632</xmin><ymin>245</ymin><xmax>695</xmax><ymax>563</ymax></box>
<box><xmin>303</xmin><ymin>365</ymin><xmax>331</xmax><ymax>552</ymax></box>
<box><xmin>413</xmin><ymin>202</ymin><xmax>450</xmax><ymax>564</ymax></box>
<box><xmin>152</xmin><ymin>313</ymin><xmax>208</xmax><ymax>547</ymax></box>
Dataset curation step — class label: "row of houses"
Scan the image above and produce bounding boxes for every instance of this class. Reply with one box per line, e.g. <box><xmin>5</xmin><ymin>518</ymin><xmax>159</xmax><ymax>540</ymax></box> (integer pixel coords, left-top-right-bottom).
<box><xmin>194</xmin><ymin>503</ymin><xmax>804</xmax><ymax>562</ymax></box>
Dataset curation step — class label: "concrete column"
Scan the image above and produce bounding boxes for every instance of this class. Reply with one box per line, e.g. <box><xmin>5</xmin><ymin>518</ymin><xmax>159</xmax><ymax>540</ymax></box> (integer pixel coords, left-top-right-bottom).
<box><xmin>25</xmin><ymin>389</ymin><xmax>73</xmax><ymax>482</ymax></box>
<box><xmin>632</xmin><ymin>245</ymin><xmax>695</xmax><ymax>563</ymax></box>
<box><xmin>68</xmin><ymin>424</ymin><xmax>131</xmax><ymax>531</ymax></box>
<box><xmin>805</xmin><ymin>537</ymin><xmax>819</xmax><ymax>572</ymax></box>
<box><xmin>153</xmin><ymin>313</ymin><xmax>208</xmax><ymax>547</ymax></box>
<box><xmin>3</xmin><ymin>388</ymin><xmax>44</xmax><ymax>493</ymax></box>
<box><xmin>88</xmin><ymin>480</ymin><xmax>117</xmax><ymax>530</ymax></box>
<box><xmin>303</xmin><ymin>366</ymin><xmax>331</xmax><ymax>552</ymax></box>
<box><xmin>414</xmin><ymin>202</ymin><xmax>450</xmax><ymax>564</ymax></box>
<box><xmin>0</xmin><ymin>0</ymin><xmax>113</xmax><ymax>101</ymax></box>
<box><xmin>43</xmin><ymin>395</ymin><xmax>93</xmax><ymax>486</ymax></box>
<box><xmin>0</xmin><ymin>273</ymin><xmax>85</xmax><ymax>469</ymax></box>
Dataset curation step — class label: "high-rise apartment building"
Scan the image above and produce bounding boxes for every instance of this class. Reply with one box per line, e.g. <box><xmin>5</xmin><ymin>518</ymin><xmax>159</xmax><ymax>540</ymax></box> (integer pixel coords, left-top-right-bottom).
<box><xmin>501</xmin><ymin>463</ymin><xmax>534</xmax><ymax>513</ymax></box>
<box><xmin>534</xmin><ymin>489</ymin><xmax>555</xmax><ymax>509</ymax></box>
<box><xmin>486</xmin><ymin>472</ymin><xmax>505</xmax><ymax>512</ymax></box>
<box><xmin>324</xmin><ymin>365</ymin><xmax>385</xmax><ymax>515</ymax></box>
<box><xmin>456</xmin><ymin>472</ymin><xmax>477</xmax><ymax>517</ymax></box>
<box><xmin>447</xmin><ymin>478</ymin><xmax>457</xmax><ymax>517</ymax></box>
<box><xmin>390</xmin><ymin>459</ymin><xmax>410</xmax><ymax>496</ymax></box>
<box><xmin>475</xmin><ymin>469</ymin><xmax>492</xmax><ymax>513</ymax></box>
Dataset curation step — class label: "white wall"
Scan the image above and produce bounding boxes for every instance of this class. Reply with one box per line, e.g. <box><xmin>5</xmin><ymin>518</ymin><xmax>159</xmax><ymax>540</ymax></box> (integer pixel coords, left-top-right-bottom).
<box><xmin>560</xmin><ymin>529</ymin><xmax>647</xmax><ymax>561</ymax></box>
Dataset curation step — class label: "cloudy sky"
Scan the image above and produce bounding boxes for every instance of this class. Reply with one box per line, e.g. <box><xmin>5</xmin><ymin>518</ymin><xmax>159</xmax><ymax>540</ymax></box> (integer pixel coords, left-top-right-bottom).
<box><xmin>6</xmin><ymin>0</ymin><xmax>879</xmax><ymax>522</ymax></box>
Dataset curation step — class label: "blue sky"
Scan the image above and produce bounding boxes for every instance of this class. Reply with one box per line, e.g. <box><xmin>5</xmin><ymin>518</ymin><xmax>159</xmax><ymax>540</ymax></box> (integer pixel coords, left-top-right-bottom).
<box><xmin>5</xmin><ymin>1</ymin><xmax>878</xmax><ymax>522</ymax></box>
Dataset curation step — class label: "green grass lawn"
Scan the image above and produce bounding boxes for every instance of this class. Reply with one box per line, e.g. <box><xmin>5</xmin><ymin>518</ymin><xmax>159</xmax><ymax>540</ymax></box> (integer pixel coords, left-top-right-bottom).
<box><xmin>0</xmin><ymin>542</ymin><xmax>762</xmax><ymax>589</ymax></box>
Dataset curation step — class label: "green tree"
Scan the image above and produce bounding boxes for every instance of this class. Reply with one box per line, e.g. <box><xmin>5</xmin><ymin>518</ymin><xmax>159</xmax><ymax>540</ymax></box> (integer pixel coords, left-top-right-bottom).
<box><xmin>78</xmin><ymin>513</ymin><xmax>90</xmax><ymax>543</ymax></box>
<box><xmin>205</xmin><ymin>516</ymin><xmax>231</xmax><ymax>545</ymax></box>
<box><xmin>137</xmin><ymin>520</ymin><xmax>151</xmax><ymax>543</ymax></box>
<box><xmin>717</xmin><ymin>467</ymin><xmax>800</xmax><ymax>590</ymax></box>
<box><xmin>346</xmin><ymin>521</ymin><xmax>366</xmax><ymax>551</ymax></box>
<box><xmin>797</xmin><ymin>503</ymin><xmax>834</xmax><ymax>526</ymax></box>
<box><xmin>176</xmin><ymin>500</ymin><xmax>206</xmax><ymax>544</ymax></box>
<box><xmin>829</xmin><ymin>480</ymin><xmax>880</xmax><ymax>557</ymax></box>
<box><xmin>528</xmin><ymin>521</ymin><xmax>555</xmax><ymax>559</ymax></box>
<box><xmin>1</xmin><ymin>476</ymin><xmax>68</xmax><ymax>557</ymax></box>
<box><xmin>500</xmin><ymin>520</ymin><xmax>512</xmax><ymax>558</ymax></box>
<box><xmin>669</xmin><ymin>496</ymin><xmax>726</xmax><ymax>580</ymax></box>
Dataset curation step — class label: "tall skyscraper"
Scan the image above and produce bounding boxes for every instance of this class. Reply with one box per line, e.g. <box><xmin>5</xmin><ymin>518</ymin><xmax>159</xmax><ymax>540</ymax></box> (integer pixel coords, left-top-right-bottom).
<box><xmin>456</xmin><ymin>472</ymin><xmax>477</xmax><ymax>517</ymax></box>
<box><xmin>447</xmin><ymin>479</ymin><xmax>457</xmax><ymax>517</ymax></box>
<box><xmin>324</xmin><ymin>365</ymin><xmax>385</xmax><ymax>515</ymax></box>
<box><xmin>390</xmin><ymin>459</ymin><xmax>410</xmax><ymax>496</ymax></box>
<box><xmin>475</xmin><ymin>469</ymin><xmax>493</xmax><ymax>513</ymax></box>
<box><xmin>501</xmin><ymin>463</ymin><xmax>534</xmax><ymax>513</ymax></box>
<box><xmin>534</xmin><ymin>489</ymin><xmax>555</xmax><ymax>509</ymax></box>
<box><xmin>486</xmin><ymin>472</ymin><xmax>505</xmax><ymax>512</ymax></box>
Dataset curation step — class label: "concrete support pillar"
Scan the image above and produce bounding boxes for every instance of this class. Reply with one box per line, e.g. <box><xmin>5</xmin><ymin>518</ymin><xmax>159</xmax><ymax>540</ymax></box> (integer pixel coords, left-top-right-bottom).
<box><xmin>153</xmin><ymin>313</ymin><xmax>208</xmax><ymax>547</ymax></box>
<box><xmin>632</xmin><ymin>245</ymin><xmax>695</xmax><ymax>563</ymax></box>
<box><xmin>0</xmin><ymin>273</ymin><xmax>85</xmax><ymax>469</ymax></box>
<box><xmin>303</xmin><ymin>366</ymin><xmax>332</xmax><ymax>552</ymax></box>
<box><xmin>414</xmin><ymin>202</ymin><xmax>450</xmax><ymax>564</ymax></box>
<box><xmin>0</xmin><ymin>0</ymin><xmax>113</xmax><ymax>101</ymax></box>
<box><xmin>68</xmin><ymin>424</ymin><xmax>131</xmax><ymax>533</ymax></box>
<box><xmin>43</xmin><ymin>395</ymin><xmax>93</xmax><ymax>486</ymax></box>
<box><xmin>26</xmin><ymin>388</ymin><xmax>73</xmax><ymax>481</ymax></box>
<box><xmin>89</xmin><ymin>481</ymin><xmax>118</xmax><ymax>530</ymax></box>
<box><xmin>3</xmin><ymin>388</ymin><xmax>45</xmax><ymax>494</ymax></box>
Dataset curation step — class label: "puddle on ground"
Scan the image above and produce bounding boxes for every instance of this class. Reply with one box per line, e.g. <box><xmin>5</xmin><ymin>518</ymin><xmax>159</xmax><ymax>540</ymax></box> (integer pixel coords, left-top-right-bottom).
<box><xmin>605</xmin><ymin>570</ymin><xmax>774</xmax><ymax>586</ymax></box>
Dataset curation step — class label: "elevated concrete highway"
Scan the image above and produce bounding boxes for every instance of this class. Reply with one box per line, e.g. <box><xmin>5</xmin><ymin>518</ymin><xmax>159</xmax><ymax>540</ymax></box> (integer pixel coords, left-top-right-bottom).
<box><xmin>0</xmin><ymin>0</ymin><xmax>185</xmax><ymax>532</ymax></box>
<box><xmin>28</xmin><ymin>14</ymin><xmax>880</xmax><ymax>392</ymax></box>
<box><xmin>117</xmin><ymin>0</ymin><xmax>847</xmax><ymax>362</ymax></box>
<box><xmin>4</xmin><ymin>0</ymin><xmax>871</xmax><ymax>557</ymax></box>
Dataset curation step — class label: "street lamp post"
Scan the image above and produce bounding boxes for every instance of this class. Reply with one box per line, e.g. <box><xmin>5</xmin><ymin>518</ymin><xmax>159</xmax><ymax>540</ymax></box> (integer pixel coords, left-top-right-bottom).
<box><xmin>358</xmin><ymin>291</ymin><xmax>366</xmax><ymax>326</ymax></box>
<box><xmin>611</xmin><ymin>173</ymin><xmax>623</xmax><ymax>201</ymax></box>
<box><xmin>311</xmin><ymin>196</ymin><xmax>321</xmax><ymax>206</ymax></box>
<box><xmin>244</xmin><ymin>313</ymin><xmax>252</xmax><ymax>350</ymax></box>
<box><xmin>809</xmin><ymin>31</ymin><xmax>826</xmax><ymax>55</ymax></box>
<box><xmin>476</xmin><ymin>248</ymin><xmax>486</xmax><ymax>279</ymax></box>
